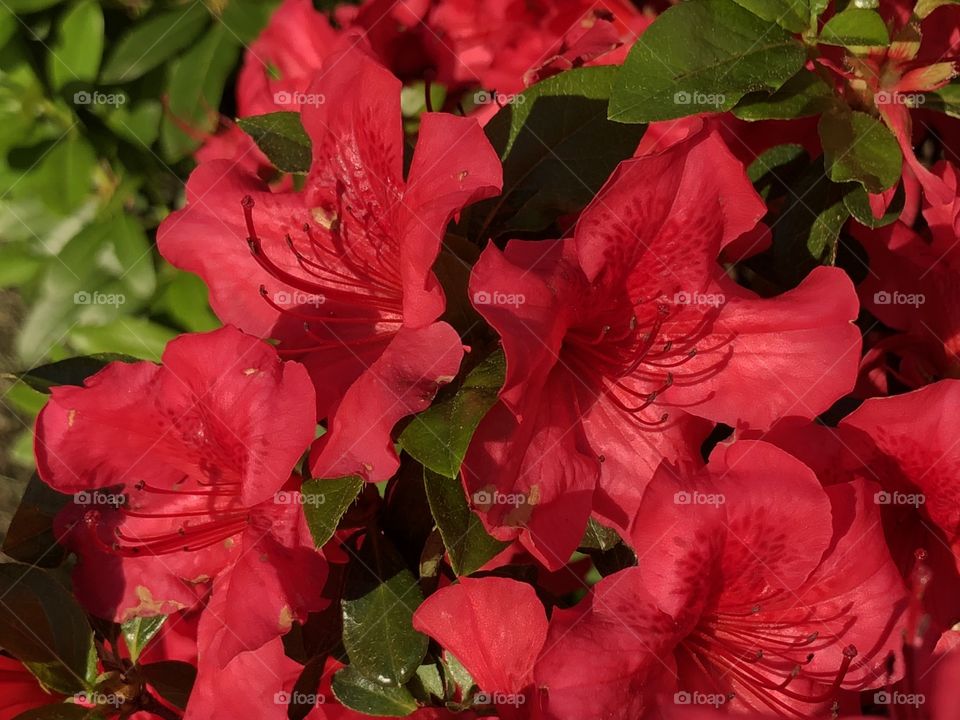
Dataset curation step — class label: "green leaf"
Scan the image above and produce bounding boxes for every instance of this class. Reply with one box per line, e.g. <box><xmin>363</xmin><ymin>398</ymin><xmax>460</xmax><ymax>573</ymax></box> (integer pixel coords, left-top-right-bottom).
<box><xmin>746</xmin><ymin>143</ymin><xmax>807</xmax><ymax>198</ymax></box>
<box><xmin>0</xmin><ymin>564</ymin><xmax>95</xmax><ymax>694</ymax></box>
<box><xmin>423</xmin><ymin>469</ymin><xmax>508</xmax><ymax>577</ymax></box>
<box><xmin>459</xmin><ymin>67</ymin><xmax>645</xmax><ymax>239</ymax></box>
<box><xmin>301</xmin><ymin>475</ymin><xmax>364</xmax><ymax>548</ymax></box>
<box><xmin>47</xmin><ymin>0</ymin><xmax>103</xmax><ymax>91</ymax></box>
<box><xmin>99</xmin><ymin>3</ymin><xmax>209</xmax><ymax>84</ymax></box>
<box><xmin>819</xmin><ymin>9</ymin><xmax>889</xmax><ymax>48</ymax></box>
<box><xmin>68</xmin><ymin>317</ymin><xmax>177</xmax><ymax>361</ymax></box>
<box><xmin>218</xmin><ymin>0</ymin><xmax>281</xmax><ymax>43</ymax></box>
<box><xmin>730</xmin><ymin>0</ymin><xmax>808</xmax><ymax>32</ymax></box>
<box><xmin>331</xmin><ymin>666</ymin><xmax>419</xmax><ymax>717</ymax></box>
<box><xmin>5</xmin><ymin>0</ymin><xmax>63</xmax><ymax>10</ymax></box>
<box><xmin>843</xmin><ymin>182</ymin><xmax>905</xmax><ymax>228</ymax></box>
<box><xmin>341</xmin><ymin>533</ymin><xmax>428</xmax><ymax>686</ymax></box>
<box><xmin>579</xmin><ymin>517</ymin><xmax>623</xmax><ymax>552</ymax></box>
<box><xmin>400</xmin><ymin>351</ymin><xmax>504</xmax><ymax>478</ymax></box>
<box><xmin>160</xmin><ymin>23</ymin><xmax>241</xmax><ymax>161</ymax></box>
<box><xmin>733</xmin><ymin>70</ymin><xmax>837</xmax><ymax>120</ymax></box>
<box><xmin>2</xmin><ymin>473</ymin><xmax>69</xmax><ymax>566</ymax></box>
<box><xmin>924</xmin><ymin>82</ymin><xmax>960</xmax><ymax>118</ymax></box>
<box><xmin>122</xmin><ymin>615</ymin><xmax>167</xmax><ymax>664</ymax></box>
<box><xmin>5</xmin><ymin>353</ymin><xmax>136</xmax><ymax>393</ymax></box>
<box><xmin>609</xmin><ymin>0</ymin><xmax>806</xmax><ymax>122</ymax></box>
<box><xmin>29</xmin><ymin>136</ymin><xmax>98</xmax><ymax>215</ymax></box>
<box><xmin>11</xmin><ymin>704</ymin><xmax>92</xmax><ymax>719</ymax></box>
<box><xmin>408</xmin><ymin>661</ymin><xmax>446</xmax><ymax>703</ymax></box>
<box><xmin>237</xmin><ymin>112</ymin><xmax>312</xmax><ymax>174</ymax></box>
<box><xmin>819</xmin><ymin>106</ymin><xmax>902</xmax><ymax>193</ymax></box>
<box><xmin>914</xmin><ymin>0</ymin><xmax>959</xmax><ymax>17</ymax></box>
<box><xmin>153</xmin><ymin>270</ymin><xmax>220</xmax><ymax>333</ymax></box>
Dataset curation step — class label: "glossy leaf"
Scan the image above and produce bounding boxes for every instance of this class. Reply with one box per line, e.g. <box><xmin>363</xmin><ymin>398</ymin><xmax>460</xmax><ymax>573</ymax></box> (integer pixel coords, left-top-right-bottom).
<box><xmin>734</xmin><ymin>70</ymin><xmax>837</xmax><ymax>120</ymax></box>
<box><xmin>122</xmin><ymin>615</ymin><xmax>167</xmax><ymax>664</ymax></box>
<box><xmin>819</xmin><ymin>106</ymin><xmax>902</xmax><ymax>193</ymax></box>
<box><xmin>237</xmin><ymin>112</ymin><xmax>312</xmax><ymax>174</ymax></box>
<box><xmin>331</xmin><ymin>666</ymin><xmax>418</xmax><ymax>716</ymax></box>
<box><xmin>5</xmin><ymin>353</ymin><xmax>136</xmax><ymax>393</ymax></box>
<box><xmin>819</xmin><ymin>9</ymin><xmax>890</xmax><ymax>48</ymax></box>
<box><xmin>400</xmin><ymin>351</ymin><xmax>505</xmax><ymax>478</ymax></box>
<box><xmin>302</xmin><ymin>475</ymin><xmax>364</xmax><ymax>548</ymax></box>
<box><xmin>609</xmin><ymin>0</ymin><xmax>806</xmax><ymax>122</ymax></box>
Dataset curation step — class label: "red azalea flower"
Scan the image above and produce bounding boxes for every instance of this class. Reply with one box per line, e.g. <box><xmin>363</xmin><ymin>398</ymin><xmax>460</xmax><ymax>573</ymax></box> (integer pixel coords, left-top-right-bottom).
<box><xmin>0</xmin><ymin>656</ymin><xmax>62</xmax><ymax>720</ymax></box>
<box><xmin>534</xmin><ymin>441</ymin><xmax>907</xmax><ymax>719</ymax></box>
<box><xmin>35</xmin><ymin>326</ymin><xmax>326</xmax><ymax>664</ymax></box>
<box><xmin>464</xmin><ymin>127</ymin><xmax>860</xmax><ymax>568</ymax></box>
<box><xmin>158</xmin><ymin>44</ymin><xmax>502</xmax><ymax>482</ymax></box>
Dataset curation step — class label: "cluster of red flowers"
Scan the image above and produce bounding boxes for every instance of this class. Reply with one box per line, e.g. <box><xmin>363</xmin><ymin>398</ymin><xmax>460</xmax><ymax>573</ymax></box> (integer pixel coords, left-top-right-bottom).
<box><xmin>10</xmin><ymin>0</ymin><xmax>960</xmax><ymax>718</ymax></box>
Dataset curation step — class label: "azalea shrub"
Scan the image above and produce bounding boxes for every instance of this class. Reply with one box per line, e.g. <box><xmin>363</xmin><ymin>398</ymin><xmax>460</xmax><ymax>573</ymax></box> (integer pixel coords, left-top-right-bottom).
<box><xmin>2</xmin><ymin>0</ymin><xmax>960</xmax><ymax>719</ymax></box>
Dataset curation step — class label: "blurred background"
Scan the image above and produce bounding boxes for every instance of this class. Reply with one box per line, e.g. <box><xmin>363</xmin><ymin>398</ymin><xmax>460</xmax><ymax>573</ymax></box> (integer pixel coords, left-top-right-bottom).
<box><xmin>0</xmin><ymin>0</ymin><xmax>292</xmax><ymax>534</ymax></box>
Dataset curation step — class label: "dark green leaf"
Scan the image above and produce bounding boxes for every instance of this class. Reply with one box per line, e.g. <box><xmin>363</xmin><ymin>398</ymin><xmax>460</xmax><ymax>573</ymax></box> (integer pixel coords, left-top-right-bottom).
<box><xmin>99</xmin><ymin>3</ymin><xmax>209</xmax><ymax>84</ymax></box>
<box><xmin>459</xmin><ymin>67</ymin><xmax>645</xmax><ymax>239</ymax></box>
<box><xmin>47</xmin><ymin>0</ymin><xmax>103</xmax><ymax>90</ymax></box>
<box><xmin>0</xmin><ymin>564</ymin><xmax>95</xmax><ymax>694</ymax></box>
<box><xmin>4</xmin><ymin>353</ymin><xmax>137</xmax><ymax>393</ymax></box>
<box><xmin>819</xmin><ymin>106</ymin><xmax>902</xmax><ymax>193</ymax></box>
<box><xmin>237</xmin><ymin>112</ymin><xmax>312</xmax><ymax>173</ymax></box>
<box><xmin>924</xmin><ymin>82</ymin><xmax>960</xmax><ymax>118</ymax></box>
<box><xmin>400</xmin><ymin>351</ymin><xmax>504</xmax><ymax>478</ymax></box>
<box><xmin>2</xmin><ymin>473</ymin><xmax>69</xmax><ymax>566</ymax></box>
<box><xmin>11</xmin><ymin>704</ymin><xmax>93</xmax><ymax>720</ymax></box>
<box><xmin>819</xmin><ymin>9</ymin><xmax>889</xmax><ymax>48</ymax></box>
<box><xmin>331</xmin><ymin>666</ymin><xmax>418</xmax><ymax>717</ymax></box>
<box><xmin>730</xmin><ymin>0</ymin><xmax>808</xmax><ymax>32</ymax></box>
<box><xmin>734</xmin><ymin>70</ymin><xmax>837</xmax><ymax>120</ymax></box>
<box><xmin>341</xmin><ymin>533</ymin><xmax>427</xmax><ymax>686</ymax></box>
<box><xmin>160</xmin><ymin>23</ymin><xmax>241</xmax><ymax>161</ymax></box>
<box><xmin>29</xmin><ymin>136</ymin><xmax>97</xmax><ymax>215</ymax></box>
<box><xmin>843</xmin><ymin>182</ymin><xmax>905</xmax><ymax>228</ymax></box>
<box><xmin>301</xmin><ymin>475</ymin><xmax>364</xmax><ymax>549</ymax></box>
<box><xmin>423</xmin><ymin>469</ymin><xmax>508</xmax><ymax>577</ymax></box>
<box><xmin>609</xmin><ymin>0</ymin><xmax>806</xmax><ymax>122</ymax></box>
<box><xmin>408</xmin><ymin>661</ymin><xmax>445</xmax><ymax>704</ymax></box>
<box><xmin>140</xmin><ymin>661</ymin><xmax>196</xmax><ymax>710</ymax></box>
<box><xmin>746</xmin><ymin>143</ymin><xmax>808</xmax><ymax>199</ymax></box>
<box><xmin>122</xmin><ymin>615</ymin><xmax>167</xmax><ymax>664</ymax></box>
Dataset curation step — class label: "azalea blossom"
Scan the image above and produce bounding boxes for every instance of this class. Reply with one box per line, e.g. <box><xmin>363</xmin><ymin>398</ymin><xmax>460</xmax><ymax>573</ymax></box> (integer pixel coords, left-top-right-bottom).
<box><xmin>35</xmin><ymin>326</ymin><xmax>326</xmax><ymax>664</ymax></box>
<box><xmin>159</xmin><ymin>44</ymin><xmax>502</xmax><ymax>482</ymax></box>
<box><xmin>464</xmin><ymin>127</ymin><xmax>861</xmax><ymax>568</ymax></box>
